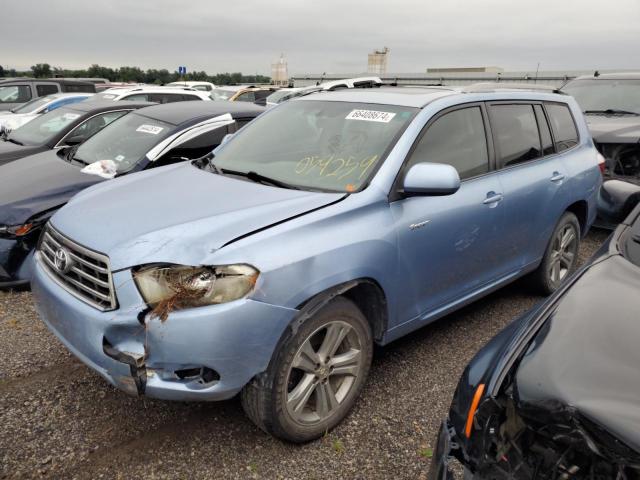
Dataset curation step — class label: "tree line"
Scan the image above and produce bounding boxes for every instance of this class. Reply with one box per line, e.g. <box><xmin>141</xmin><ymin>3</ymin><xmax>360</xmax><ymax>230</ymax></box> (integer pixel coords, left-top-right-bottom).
<box><xmin>0</xmin><ymin>63</ymin><xmax>272</xmax><ymax>85</ymax></box>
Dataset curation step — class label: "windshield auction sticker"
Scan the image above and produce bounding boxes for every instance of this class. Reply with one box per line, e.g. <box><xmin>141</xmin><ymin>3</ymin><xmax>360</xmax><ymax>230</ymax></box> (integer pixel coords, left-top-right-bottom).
<box><xmin>345</xmin><ymin>109</ymin><xmax>396</xmax><ymax>123</ymax></box>
<box><xmin>62</xmin><ymin>113</ymin><xmax>80</xmax><ymax>120</ymax></box>
<box><xmin>136</xmin><ymin>125</ymin><xmax>164</xmax><ymax>135</ymax></box>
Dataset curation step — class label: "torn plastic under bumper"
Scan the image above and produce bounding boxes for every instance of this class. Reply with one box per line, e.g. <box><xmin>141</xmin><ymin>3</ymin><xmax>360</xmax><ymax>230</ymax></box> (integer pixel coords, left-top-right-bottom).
<box><xmin>428</xmin><ymin>419</ymin><xmax>459</xmax><ymax>480</ymax></box>
<box><xmin>0</xmin><ymin>237</ymin><xmax>34</xmax><ymax>287</ymax></box>
<box><xmin>31</xmin><ymin>256</ymin><xmax>298</xmax><ymax>400</ymax></box>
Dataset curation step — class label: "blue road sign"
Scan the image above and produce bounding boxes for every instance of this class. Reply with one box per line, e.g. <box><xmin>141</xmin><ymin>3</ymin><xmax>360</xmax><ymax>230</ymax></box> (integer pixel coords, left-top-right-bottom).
<box><xmin>177</xmin><ymin>66</ymin><xmax>187</xmax><ymax>75</ymax></box>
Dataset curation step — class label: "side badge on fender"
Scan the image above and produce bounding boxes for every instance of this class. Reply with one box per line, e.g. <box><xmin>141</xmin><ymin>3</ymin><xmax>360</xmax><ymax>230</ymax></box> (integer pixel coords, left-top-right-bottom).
<box><xmin>409</xmin><ymin>220</ymin><xmax>430</xmax><ymax>231</ymax></box>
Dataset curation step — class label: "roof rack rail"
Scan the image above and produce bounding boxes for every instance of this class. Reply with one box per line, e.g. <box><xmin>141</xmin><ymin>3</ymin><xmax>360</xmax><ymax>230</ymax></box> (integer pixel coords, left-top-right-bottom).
<box><xmin>463</xmin><ymin>82</ymin><xmax>563</xmax><ymax>93</ymax></box>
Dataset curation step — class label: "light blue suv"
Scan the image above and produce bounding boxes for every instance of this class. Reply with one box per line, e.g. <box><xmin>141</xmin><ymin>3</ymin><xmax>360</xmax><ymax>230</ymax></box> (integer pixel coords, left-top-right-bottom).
<box><xmin>31</xmin><ymin>87</ymin><xmax>602</xmax><ymax>442</ymax></box>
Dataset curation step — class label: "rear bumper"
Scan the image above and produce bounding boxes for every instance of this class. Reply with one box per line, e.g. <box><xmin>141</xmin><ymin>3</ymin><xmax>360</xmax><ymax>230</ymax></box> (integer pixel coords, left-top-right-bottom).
<box><xmin>32</xmin><ymin>253</ymin><xmax>299</xmax><ymax>401</ymax></box>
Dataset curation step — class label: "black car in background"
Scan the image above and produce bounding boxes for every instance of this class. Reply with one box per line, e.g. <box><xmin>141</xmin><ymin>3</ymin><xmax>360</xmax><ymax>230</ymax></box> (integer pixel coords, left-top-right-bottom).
<box><xmin>431</xmin><ymin>191</ymin><xmax>640</xmax><ymax>479</ymax></box>
<box><xmin>562</xmin><ymin>73</ymin><xmax>640</xmax><ymax>183</ymax></box>
<box><xmin>0</xmin><ymin>78</ymin><xmax>96</xmax><ymax>111</ymax></box>
<box><xmin>0</xmin><ymin>100</ymin><xmax>264</xmax><ymax>287</ymax></box>
<box><xmin>0</xmin><ymin>100</ymin><xmax>154</xmax><ymax>166</ymax></box>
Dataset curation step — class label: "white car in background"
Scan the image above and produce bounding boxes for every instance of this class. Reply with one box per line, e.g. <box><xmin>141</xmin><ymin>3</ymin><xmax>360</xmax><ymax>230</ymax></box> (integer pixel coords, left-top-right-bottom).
<box><xmin>94</xmin><ymin>86</ymin><xmax>211</xmax><ymax>103</ymax></box>
<box><xmin>166</xmin><ymin>81</ymin><xmax>216</xmax><ymax>92</ymax></box>
<box><xmin>265</xmin><ymin>76</ymin><xmax>383</xmax><ymax>106</ymax></box>
<box><xmin>0</xmin><ymin>92</ymin><xmax>93</xmax><ymax>133</ymax></box>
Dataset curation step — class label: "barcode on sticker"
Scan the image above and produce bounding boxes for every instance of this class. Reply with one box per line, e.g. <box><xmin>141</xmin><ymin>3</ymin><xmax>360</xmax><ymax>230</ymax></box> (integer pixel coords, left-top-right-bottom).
<box><xmin>346</xmin><ymin>109</ymin><xmax>396</xmax><ymax>123</ymax></box>
<box><xmin>136</xmin><ymin>125</ymin><xmax>164</xmax><ymax>135</ymax></box>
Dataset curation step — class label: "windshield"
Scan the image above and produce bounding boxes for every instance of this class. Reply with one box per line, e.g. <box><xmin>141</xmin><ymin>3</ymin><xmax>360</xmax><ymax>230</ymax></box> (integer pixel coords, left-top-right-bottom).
<box><xmin>266</xmin><ymin>90</ymin><xmax>299</xmax><ymax>104</ymax></box>
<box><xmin>94</xmin><ymin>92</ymin><xmax>120</xmax><ymax>101</ymax></box>
<box><xmin>210</xmin><ymin>89</ymin><xmax>236</xmax><ymax>101</ymax></box>
<box><xmin>562</xmin><ymin>79</ymin><xmax>640</xmax><ymax>114</ymax></box>
<box><xmin>74</xmin><ymin>112</ymin><xmax>172</xmax><ymax>172</ymax></box>
<box><xmin>12</xmin><ymin>95</ymin><xmax>56</xmax><ymax>114</ymax></box>
<box><xmin>213</xmin><ymin>100</ymin><xmax>417</xmax><ymax>192</ymax></box>
<box><xmin>7</xmin><ymin>107</ymin><xmax>82</xmax><ymax>146</ymax></box>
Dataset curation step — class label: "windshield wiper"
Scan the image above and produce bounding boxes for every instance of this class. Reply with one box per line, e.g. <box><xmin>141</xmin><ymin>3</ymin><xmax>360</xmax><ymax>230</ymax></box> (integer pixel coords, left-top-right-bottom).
<box><xmin>221</xmin><ymin>168</ymin><xmax>300</xmax><ymax>190</ymax></box>
<box><xmin>5</xmin><ymin>137</ymin><xmax>23</xmax><ymax>146</ymax></box>
<box><xmin>584</xmin><ymin>109</ymin><xmax>640</xmax><ymax>116</ymax></box>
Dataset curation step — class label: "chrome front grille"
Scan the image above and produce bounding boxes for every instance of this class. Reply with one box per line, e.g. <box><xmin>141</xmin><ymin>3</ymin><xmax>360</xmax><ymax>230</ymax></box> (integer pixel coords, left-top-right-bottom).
<box><xmin>38</xmin><ymin>225</ymin><xmax>117</xmax><ymax>311</ymax></box>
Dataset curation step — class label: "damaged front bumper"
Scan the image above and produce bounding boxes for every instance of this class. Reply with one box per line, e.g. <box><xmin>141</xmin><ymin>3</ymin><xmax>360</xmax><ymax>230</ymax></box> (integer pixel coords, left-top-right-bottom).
<box><xmin>0</xmin><ymin>237</ymin><xmax>34</xmax><ymax>287</ymax></box>
<box><xmin>428</xmin><ymin>420</ymin><xmax>459</xmax><ymax>480</ymax></box>
<box><xmin>32</xmin><ymin>255</ymin><xmax>298</xmax><ymax>400</ymax></box>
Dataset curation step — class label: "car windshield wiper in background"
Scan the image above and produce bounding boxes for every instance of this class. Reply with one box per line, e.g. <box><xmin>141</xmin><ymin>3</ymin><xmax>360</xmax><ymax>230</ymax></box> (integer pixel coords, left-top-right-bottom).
<box><xmin>221</xmin><ymin>168</ymin><xmax>300</xmax><ymax>190</ymax></box>
<box><xmin>4</xmin><ymin>137</ymin><xmax>24</xmax><ymax>146</ymax></box>
<box><xmin>584</xmin><ymin>109</ymin><xmax>640</xmax><ymax>116</ymax></box>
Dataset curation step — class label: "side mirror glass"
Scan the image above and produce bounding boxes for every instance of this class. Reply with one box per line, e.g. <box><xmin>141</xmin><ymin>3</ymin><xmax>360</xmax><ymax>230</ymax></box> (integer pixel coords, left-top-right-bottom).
<box><xmin>402</xmin><ymin>162</ymin><xmax>460</xmax><ymax>196</ymax></box>
<box><xmin>62</xmin><ymin>134</ymin><xmax>85</xmax><ymax>146</ymax></box>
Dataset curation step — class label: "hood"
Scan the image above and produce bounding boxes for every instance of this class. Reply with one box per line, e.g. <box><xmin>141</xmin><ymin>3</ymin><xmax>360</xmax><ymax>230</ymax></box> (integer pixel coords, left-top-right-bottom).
<box><xmin>0</xmin><ymin>140</ymin><xmax>44</xmax><ymax>166</ymax></box>
<box><xmin>586</xmin><ymin>114</ymin><xmax>640</xmax><ymax>144</ymax></box>
<box><xmin>515</xmin><ymin>255</ymin><xmax>640</xmax><ymax>452</ymax></box>
<box><xmin>0</xmin><ymin>150</ymin><xmax>103</xmax><ymax>226</ymax></box>
<box><xmin>52</xmin><ymin>163</ymin><xmax>344</xmax><ymax>270</ymax></box>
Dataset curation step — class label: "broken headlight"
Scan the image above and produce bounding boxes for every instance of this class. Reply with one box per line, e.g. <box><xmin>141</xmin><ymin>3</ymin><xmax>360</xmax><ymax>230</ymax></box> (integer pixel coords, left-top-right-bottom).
<box><xmin>134</xmin><ymin>264</ymin><xmax>259</xmax><ymax>319</ymax></box>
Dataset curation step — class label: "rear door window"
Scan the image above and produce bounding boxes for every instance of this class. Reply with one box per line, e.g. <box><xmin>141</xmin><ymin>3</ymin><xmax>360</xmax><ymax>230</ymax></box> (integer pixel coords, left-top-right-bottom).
<box><xmin>122</xmin><ymin>93</ymin><xmax>149</xmax><ymax>101</ymax></box>
<box><xmin>182</xmin><ymin>94</ymin><xmax>203</xmax><ymax>101</ymax></box>
<box><xmin>545</xmin><ymin>103</ymin><xmax>579</xmax><ymax>152</ymax></box>
<box><xmin>407</xmin><ymin>106</ymin><xmax>489</xmax><ymax>180</ymax></box>
<box><xmin>234</xmin><ymin>91</ymin><xmax>256</xmax><ymax>102</ymax></box>
<box><xmin>148</xmin><ymin>93</ymin><xmax>182</xmax><ymax>104</ymax></box>
<box><xmin>36</xmin><ymin>84</ymin><xmax>59</xmax><ymax>96</ymax></box>
<box><xmin>490</xmin><ymin>104</ymin><xmax>542</xmax><ymax>167</ymax></box>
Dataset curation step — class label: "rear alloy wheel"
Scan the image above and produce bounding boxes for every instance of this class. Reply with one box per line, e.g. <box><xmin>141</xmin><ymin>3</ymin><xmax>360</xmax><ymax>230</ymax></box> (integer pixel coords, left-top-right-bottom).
<box><xmin>241</xmin><ymin>297</ymin><xmax>372</xmax><ymax>443</ymax></box>
<box><xmin>532</xmin><ymin>212</ymin><xmax>580</xmax><ymax>294</ymax></box>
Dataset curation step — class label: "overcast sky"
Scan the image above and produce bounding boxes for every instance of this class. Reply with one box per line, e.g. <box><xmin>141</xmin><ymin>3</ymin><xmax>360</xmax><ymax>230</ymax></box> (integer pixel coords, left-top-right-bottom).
<box><xmin>4</xmin><ymin>0</ymin><xmax>640</xmax><ymax>75</ymax></box>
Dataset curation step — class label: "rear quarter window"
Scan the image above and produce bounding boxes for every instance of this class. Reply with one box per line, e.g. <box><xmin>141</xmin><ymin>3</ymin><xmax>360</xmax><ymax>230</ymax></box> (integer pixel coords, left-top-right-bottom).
<box><xmin>545</xmin><ymin>103</ymin><xmax>579</xmax><ymax>152</ymax></box>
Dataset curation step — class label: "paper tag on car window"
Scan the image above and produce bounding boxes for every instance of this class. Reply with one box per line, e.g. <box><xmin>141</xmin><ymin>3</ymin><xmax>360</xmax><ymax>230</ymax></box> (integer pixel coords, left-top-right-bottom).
<box><xmin>136</xmin><ymin>125</ymin><xmax>164</xmax><ymax>135</ymax></box>
<box><xmin>114</xmin><ymin>155</ymin><xmax>125</xmax><ymax>162</ymax></box>
<box><xmin>63</xmin><ymin>113</ymin><xmax>80</xmax><ymax>120</ymax></box>
<box><xmin>346</xmin><ymin>109</ymin><xmax>396</xmax><ymax>123</ymax></box>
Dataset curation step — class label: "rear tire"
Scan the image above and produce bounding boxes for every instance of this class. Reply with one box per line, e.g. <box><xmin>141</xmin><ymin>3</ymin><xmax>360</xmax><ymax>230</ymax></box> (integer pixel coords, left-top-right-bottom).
<box><xmin>241</xmin><ymin>297</ymin><xmax>373</xmax><ymax>443</ymax></box>
<box><xmin>531</xmin><ymin>212</ymin><xmax>580</xmax><ymax>295</ymax></box>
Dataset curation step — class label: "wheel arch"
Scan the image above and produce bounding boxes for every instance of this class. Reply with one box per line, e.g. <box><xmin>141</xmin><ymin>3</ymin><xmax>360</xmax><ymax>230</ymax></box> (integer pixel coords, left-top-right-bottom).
<box><xmin>294</xmin><ymin>278</ymin><xmax>389</xmax><ymax>344</ymax></box>
<box><xmin>565</xmin><ymin>199</ymin><xmax>588</xmax><ymax>237</ymax></box>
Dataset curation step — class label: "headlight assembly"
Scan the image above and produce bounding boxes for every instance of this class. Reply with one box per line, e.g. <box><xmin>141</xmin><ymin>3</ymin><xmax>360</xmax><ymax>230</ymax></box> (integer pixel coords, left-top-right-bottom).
<box><xmin>133</xmin><ymin>264</ymin><xmax>259</xmax><ymax>320</ymax></box>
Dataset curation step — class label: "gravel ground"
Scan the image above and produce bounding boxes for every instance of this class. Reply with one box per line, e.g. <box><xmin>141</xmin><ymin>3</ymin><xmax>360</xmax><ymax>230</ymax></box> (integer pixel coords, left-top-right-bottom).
<box><xmin>0</xmin><ymin>230</ymin><xmax>609</xmax><ymax>480</ymax></box>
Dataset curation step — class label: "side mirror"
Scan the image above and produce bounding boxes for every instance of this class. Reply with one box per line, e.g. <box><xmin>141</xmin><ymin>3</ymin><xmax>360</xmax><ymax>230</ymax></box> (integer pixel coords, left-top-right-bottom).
<box><xmin>62</xmin><ymin>135</ymin><xmax>86</xmax><ymax>146</ymax></box>
<box><xmin>597</xmin><ymin>179</ymin><xmax>640</xmax><ymax>227</ymax></box>
<box><xmin>402</xmin><ymin>162</ymin><xmax>460</xmax><ymax>196</ymax></box>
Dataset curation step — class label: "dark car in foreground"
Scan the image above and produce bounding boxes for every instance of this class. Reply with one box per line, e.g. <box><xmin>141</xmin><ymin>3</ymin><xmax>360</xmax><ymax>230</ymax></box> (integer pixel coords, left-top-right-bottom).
<box><xmin>0</xmin><ymin>101</ymin><xmax>264</xmax><ymax>287</ymax></box>
<box><xmin>430</xmin><ymin>193</ymin><xmax>640</xmax><ymax>479</ymax></box>
<box><xmin>0</xmin><ymin>100</ymin><xmax>153</xmax><ymax>166</ymax></box>
<box><xmin>562</xmin><ymin>73</ymin><xmax>640</xmax><ymax>184</ymax></box>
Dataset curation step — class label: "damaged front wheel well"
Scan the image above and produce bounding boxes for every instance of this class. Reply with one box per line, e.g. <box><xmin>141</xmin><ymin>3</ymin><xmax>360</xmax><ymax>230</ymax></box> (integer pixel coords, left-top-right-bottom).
<box><xmin>295</xmin><ymin>278</ymin><xmax>388</xmax><ymax>343</ymax></box>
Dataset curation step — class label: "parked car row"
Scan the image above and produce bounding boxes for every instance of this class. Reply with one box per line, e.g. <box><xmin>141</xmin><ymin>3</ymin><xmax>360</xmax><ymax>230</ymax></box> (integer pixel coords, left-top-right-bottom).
<box><xmin>2</xmin><ymin>75</ymin><xmax>639</xmax><ymax>475</ymax></box>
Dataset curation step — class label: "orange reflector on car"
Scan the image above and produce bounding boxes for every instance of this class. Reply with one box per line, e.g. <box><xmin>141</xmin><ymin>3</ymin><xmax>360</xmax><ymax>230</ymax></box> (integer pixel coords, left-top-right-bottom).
<box><xmin>14</xmin><ymin>223</ymin><xmax>33</xmax><ymax>236</ymax></box>
<box><xmin>464</xmin><ymin>383</ymin><xmax>485</xmax><ymax>438</ymax></box>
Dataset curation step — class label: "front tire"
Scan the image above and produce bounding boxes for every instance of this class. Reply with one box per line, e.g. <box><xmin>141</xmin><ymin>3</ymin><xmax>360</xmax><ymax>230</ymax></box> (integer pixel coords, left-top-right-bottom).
<box><xmin>532</xmin><ymin>211</ymin><xmax>580</xmax><ymax>295</ymax></box>
<box><xmin>241</xmin><ymin>297</ymin><xmax>373</xmax><ymax>443</ymax></box>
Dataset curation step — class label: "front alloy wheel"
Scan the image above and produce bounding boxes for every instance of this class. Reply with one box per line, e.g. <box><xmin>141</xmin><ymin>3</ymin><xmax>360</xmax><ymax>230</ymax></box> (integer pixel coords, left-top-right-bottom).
<box><xmin>241</xmin><ymin>297</ymin><xmax>373</xmax><ymax>443</ymax></box>
<box><xmin>286</xmin><ymin>320</ymin><xmax>363</xmax><ymax>425</ymax></box>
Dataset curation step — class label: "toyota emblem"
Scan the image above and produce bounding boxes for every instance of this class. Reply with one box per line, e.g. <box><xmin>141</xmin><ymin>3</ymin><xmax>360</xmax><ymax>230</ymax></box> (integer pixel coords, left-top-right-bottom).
<box><xmin>54</xmin><ymin>247</ymin><xmax>73</xmax><ymax>274</ymax></box>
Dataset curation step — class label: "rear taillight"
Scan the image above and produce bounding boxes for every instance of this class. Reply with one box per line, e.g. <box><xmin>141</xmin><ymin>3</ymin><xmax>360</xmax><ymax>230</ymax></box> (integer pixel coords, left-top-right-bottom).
<box><xmin>597</xmin><ymin>152</ymin><xmax>606</xmax><ymax>175</ymax></box>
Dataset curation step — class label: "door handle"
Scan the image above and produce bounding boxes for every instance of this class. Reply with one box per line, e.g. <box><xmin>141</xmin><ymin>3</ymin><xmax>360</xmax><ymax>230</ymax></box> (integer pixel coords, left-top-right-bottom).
<box><xmin>483</xmin><ymin>192</ymin><xmax>503</xmax><ymax>206</ymax></box>
<box><xmin>550</xmin><ymin>172</ymin><xmax>566</xmax><ymax>183</ymax></box>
